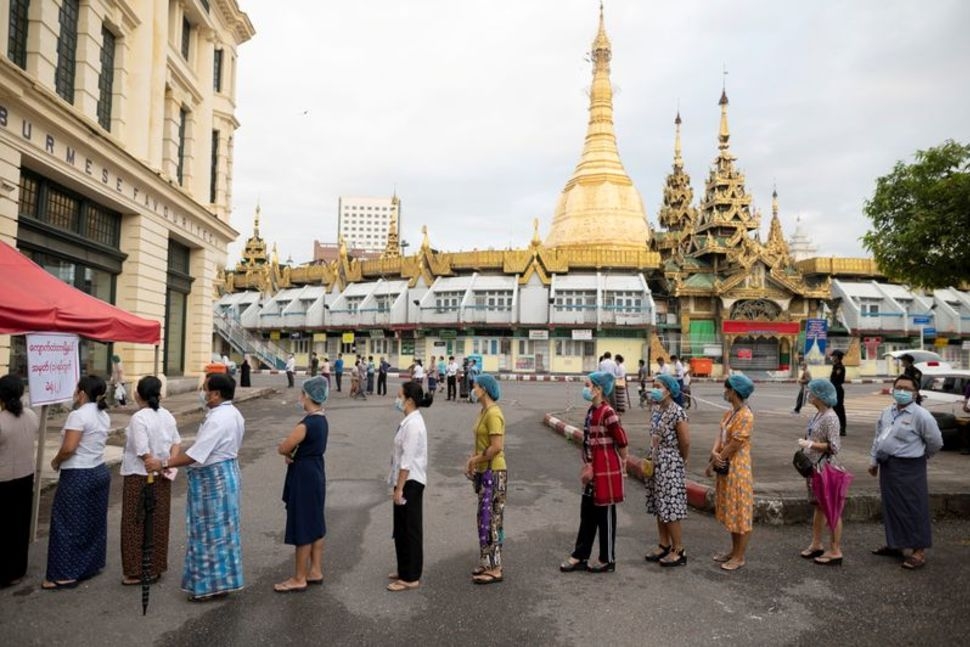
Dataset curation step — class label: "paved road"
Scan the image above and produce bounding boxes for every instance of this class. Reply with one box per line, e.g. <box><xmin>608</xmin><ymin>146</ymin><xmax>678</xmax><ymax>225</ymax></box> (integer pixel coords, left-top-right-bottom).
<box><xmin>3</xmin><ymin>381</ymin><xmax>969</xmax><ymax>646</ymax></box>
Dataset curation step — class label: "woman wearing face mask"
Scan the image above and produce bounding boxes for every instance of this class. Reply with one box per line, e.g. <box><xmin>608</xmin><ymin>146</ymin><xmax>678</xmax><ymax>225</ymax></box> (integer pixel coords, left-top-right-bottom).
<box><xmin>464</xmin><ymin>373</ymin><xmax>507</xmax><ymax>585</ymax></box>
<box><xmin>706</xmin><ymin>374</ymin><xmax>755</xmax><ymax>572</ymax></box>
<box><xmin>560</xmin><ymin>371</ymin><xmax>629</xmax><ymax>574</ymax></box>
<box><xmin>387</xmin><ymin>381</ymin><xmax>431</xmax><ymax>591</ymax></box>
<box><xmin>869</xmin><ymin>374</ymin><xmax>942</xmax><ymax>570</ymax></box>
<box><xmin>43</xmin><ymin>376</ymin><xmax>111</xmax><ymax>590</ymax></box>
<box><xmin>643</xmin><ymin>374</ymin><xmax>690</xmax><ymax>567</ymax></box>
<box><xmin>796</xmin><ymin>378</ymin><xmax>843</xmax><ymax>565</ymax></box>
<box><xmin>274</xmin><ymin>376</ymin><xmax>330</xmax><ymax>592</ymax></box>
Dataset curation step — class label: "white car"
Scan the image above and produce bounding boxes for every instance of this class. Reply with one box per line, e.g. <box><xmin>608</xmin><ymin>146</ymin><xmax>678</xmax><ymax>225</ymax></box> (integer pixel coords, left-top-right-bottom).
<box><xmin>918</xmin><ymin>367</ymin><xmax>970</xmax><ymax>451</ymax></box>
<box><xmin>884</xmin><ymin>349</ymin><xmax>952</xmax><ymax>373</ymax></box>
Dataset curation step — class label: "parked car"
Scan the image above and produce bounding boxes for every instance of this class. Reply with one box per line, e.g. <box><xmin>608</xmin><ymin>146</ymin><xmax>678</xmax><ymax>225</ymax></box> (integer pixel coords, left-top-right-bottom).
<box><xmin>918</xmin><ymin>367</ymin><xmax>970</xmax><ymax>451</ymax></box>
<box><xmin>884</xmin><ymin>349</ymin><xmax>952</xmax><ymax>373</ymax></box>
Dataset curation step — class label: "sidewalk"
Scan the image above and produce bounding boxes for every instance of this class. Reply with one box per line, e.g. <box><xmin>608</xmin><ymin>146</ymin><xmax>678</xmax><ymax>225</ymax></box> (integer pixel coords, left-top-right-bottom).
<box><xmin>543</xmin><ymin>408</ymin><xmax>970</xmax><ymax>525</ymax></box>
<box><xmin>34</xmin><ymin>385</ymin><xmax>276</xmax><ymax>492</ymax></box>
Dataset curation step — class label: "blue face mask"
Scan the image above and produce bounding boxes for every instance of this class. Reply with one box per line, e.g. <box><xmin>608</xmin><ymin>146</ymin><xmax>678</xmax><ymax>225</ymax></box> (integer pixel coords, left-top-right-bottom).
<box><xmin>892</xmin><ymin>389</ymin><xmax>914</xmax><ymax>406</ymax></box>
<box><xmin>582</xmin><ymin>387</ymin><xmax>594</xmax><ymax>402</ymax></box>
<box><xmin>394</xmin><ymin>396</ymin><xmax>405</xmax><ymax>412</ymax></box>
<box><xmin>650</xmin><ymin>388</ymin><xmax>665</xmax><ymax>402</ymax></box>
<box><xmin>470</xmin><ymin>389</ymin><xmax>479</xmax><ymax>403</ymax></box>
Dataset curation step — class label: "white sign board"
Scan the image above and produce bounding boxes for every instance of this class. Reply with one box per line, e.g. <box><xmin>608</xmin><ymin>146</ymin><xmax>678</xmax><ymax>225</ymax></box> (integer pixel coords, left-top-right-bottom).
<box><xmin>572</xmin><ymin>329</ymin><xmax>593</xmax><ymax>340</ymax></box>
<box><xmin>528</xmin><ymin>330</ymin><xmax>549</xmax><ymax>340</ymax></box>
<box><xmin>26</xmin><ymin>332</ymin><xmax>80</xmax><ymax>406</ymax></box>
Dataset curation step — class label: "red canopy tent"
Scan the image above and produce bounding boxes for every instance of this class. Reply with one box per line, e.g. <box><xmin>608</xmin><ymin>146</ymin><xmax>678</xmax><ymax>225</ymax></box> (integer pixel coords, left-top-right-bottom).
<box><xmin>0</xmin><ymin>239</ymin><xmax>160</xmax><ymax>343</ymax></box>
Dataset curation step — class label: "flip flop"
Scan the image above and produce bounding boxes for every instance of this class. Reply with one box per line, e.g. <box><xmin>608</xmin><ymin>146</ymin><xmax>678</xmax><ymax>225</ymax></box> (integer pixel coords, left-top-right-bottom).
<box><xmin>800</xmin><ymin>548</ymin><xmax>824</xmax><ymax>559</ymax></box>
<box><xmin>273</xmin><ymin>582</ymin><xmax>308</xmax><ymax>593</ymax></box>
<box><xmin>386</xmin><ymin>579</ymin><xmax>420</xmax><ymax>592</ymax></box>
<box><xmin>813</xmin><ymin>556</ymin><xmax>843</xmax><ymax>566</ymax></box>
<box><xmin>471</xmin><ymin>566</ymin><xmax>487</xmax><ymax>576</ymax></box>
<box><xmin>306</xmin><ymin>578</ymin><xmax>324</xmax><ymax>586</ymax></box>
<box><xmin>871</xmin><ymin>546</ymin><xmax>903</xmax><ymax>557</ymax></box>
<box><xmin>42</xmin><ymin>580</ymin><xmax>79</xmax><ymax>590</ymax></box>
<box><xmin>902</xmin><ymin>555</ymin><xmax>926</xmax><ymax>570</ymax></box>
<box><xmin>472</xmin><ymin>572</ymin><xmax>504</xmax><ymax>585</ymax></box>
<box><xmin>720</xmin><ymin>560</ymin><xmax>745</xmax><ymax>571</ymax></box>
<box><xmin>712</xmin><ymin>553</ymin><xmax>732</xmax><ymax>563</ymax></box>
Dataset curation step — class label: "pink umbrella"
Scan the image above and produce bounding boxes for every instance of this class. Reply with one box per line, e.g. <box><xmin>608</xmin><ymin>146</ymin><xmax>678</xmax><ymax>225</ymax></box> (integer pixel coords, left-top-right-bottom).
<box><xmin>812</xmin><ymin>463</ymin><xmax>854</xmax><ymax>531</ymax></box>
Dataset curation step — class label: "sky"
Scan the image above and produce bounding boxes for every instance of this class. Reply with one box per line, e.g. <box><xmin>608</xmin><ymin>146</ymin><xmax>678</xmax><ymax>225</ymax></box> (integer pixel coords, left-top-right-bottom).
<box><xmin>227</xmin><ymin>0</ymin><xmax>970</xmax><ymax>266</ymax></box>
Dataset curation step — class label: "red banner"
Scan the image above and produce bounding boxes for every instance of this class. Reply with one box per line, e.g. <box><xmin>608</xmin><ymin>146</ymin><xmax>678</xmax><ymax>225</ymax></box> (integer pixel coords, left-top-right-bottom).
<box><xmin>723</xmin><ymin>320</ymin><xmax>800</xmax><ymax>335</ymax></box>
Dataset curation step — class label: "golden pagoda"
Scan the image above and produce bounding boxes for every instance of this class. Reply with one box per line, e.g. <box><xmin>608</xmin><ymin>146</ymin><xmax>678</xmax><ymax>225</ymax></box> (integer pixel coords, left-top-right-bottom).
<box><xmin>544</xmin><ymin>3</ymin><xmax>651</xmax><ymax>250</ymax></box>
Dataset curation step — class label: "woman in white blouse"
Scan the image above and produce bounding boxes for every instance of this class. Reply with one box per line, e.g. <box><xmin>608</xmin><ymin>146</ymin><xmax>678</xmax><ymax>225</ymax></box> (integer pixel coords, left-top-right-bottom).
<box><xmin>119</xmin><ymin>376</ymin><xmax>182</xmax><ymax>585</ymax></box>
<box><xmin>43</xmin><ymin>376</ymin><xmax>111</xmax><ymax>590</ymax></box>
<box><xmin>386</xmin><ymin>381</ymin><xmax>431</xmax><ymax>592</ymax></box>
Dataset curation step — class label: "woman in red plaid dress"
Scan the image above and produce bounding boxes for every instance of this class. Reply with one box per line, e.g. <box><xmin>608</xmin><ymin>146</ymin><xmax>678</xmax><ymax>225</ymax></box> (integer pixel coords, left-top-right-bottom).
<box><xmin>560</xmin><ymin>371</ymin><xmax>629</xmax><ymax>573</ymax></box>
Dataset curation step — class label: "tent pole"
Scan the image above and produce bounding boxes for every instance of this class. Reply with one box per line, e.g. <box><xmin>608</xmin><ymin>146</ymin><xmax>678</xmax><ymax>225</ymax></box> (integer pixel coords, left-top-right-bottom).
<box><xmin>31</xmin><ymin>405</ymin><xmax>49</xmax><ymax>542</ymax></box>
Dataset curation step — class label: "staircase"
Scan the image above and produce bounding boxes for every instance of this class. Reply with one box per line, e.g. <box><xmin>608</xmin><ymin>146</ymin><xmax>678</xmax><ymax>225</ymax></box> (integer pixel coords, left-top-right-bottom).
<box><xmin>214</xmin><ymin>314</ymin><xmax>287</xmax><ymax>370</ymax></box>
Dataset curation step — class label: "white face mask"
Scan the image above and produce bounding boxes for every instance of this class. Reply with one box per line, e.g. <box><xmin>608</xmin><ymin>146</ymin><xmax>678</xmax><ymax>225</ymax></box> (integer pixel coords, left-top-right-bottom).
<box><xmin>394</xmin><ymin>396</ymin><xmax>406</xmax><ymax>412</ymax></box>
<box><xmin>198</xmin><ymin>391</ymin><xmax>208</xmax><ymax>408</ymax></box>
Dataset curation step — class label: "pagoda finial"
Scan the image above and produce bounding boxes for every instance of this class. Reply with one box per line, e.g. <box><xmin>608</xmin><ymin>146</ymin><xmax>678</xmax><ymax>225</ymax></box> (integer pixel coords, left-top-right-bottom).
<box><xmin>420</xmin><ymin>225</ymin><xmax>430</xmax><ymax>251</ymax></box>
<box><xmin>531</xmin><ymin>218</ymin><xmax>542</xmax><ymax>247</ymax></box>
<box><xmin>772</xmin><ymin>185</ymin><xmax>779</xmax><ymax>218</ymax></box>
<box><xmin>718</xmin><ymin>75</ymin><xmax>731</xmax><ymax>153</ymax></box>
<box><xmin>253</xmin><ymin>202</ymin><xmax>261</xmax><ymax>238</ymax></box>
<box><xmin>382</xmin><ymin>210</ymin><xmax>401</xmax><ymax>259</ymax></box>
<box><xmin>674</xmin><ymin>111</ymin><xmax>684</xmax><ymax>169</ymax></box>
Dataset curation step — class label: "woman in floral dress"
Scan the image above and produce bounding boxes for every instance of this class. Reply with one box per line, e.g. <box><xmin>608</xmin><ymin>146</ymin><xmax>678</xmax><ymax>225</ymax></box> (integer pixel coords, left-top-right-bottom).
<box><xmin>643</xmin><ymin>374</ymin><xmax>690</xmax><ymax>567</ymax></box>
<box><xmin>707</xmin><ymin>374</ymin><xmax>755</xmax><ymax>572</ymax></box>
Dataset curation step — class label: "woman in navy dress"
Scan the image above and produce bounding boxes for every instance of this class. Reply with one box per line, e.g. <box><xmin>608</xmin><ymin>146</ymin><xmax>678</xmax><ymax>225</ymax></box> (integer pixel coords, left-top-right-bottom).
<box><xmin>275</xmin><ymin>376</ymin><xmax>329</xmax><ymax>592</ymax></box>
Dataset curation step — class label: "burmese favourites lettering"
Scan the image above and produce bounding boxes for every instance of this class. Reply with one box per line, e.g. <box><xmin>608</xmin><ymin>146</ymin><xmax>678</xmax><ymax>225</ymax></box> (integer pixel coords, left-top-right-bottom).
<box><xmin>0</xmin><ymin>104</ymin><xmax>216</xmax><ymax>244</ymax></box>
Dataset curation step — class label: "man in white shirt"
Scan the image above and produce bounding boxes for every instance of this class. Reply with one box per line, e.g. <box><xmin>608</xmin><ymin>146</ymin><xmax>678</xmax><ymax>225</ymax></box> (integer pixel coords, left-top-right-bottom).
<box><xmin>657</xmin><ymin>356</ymin><xmax>672</xmax><ymax>376</ymax></box>
<box><xmin>145</xmin><ymin>373</ymin><xmax>245</xmax><ymax>601</ymax></box>
<box><xmin>446</xmin><ymin>356</ymin><xmax>459</xmax><ymax>401</ymax></box>
<box><xmin>598</xmin><ymin>351</ymin><xmax>617</xmax><ymax>375</ymax></box>
<box><xmin>285</xmin><ymin>354</ymin><xmax>296</xmax><ymax>388</ymax></box>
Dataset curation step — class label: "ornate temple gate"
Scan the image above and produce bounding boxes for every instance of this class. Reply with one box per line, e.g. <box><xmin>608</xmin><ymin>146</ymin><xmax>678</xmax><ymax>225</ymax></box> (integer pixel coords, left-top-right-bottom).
<box><xmin>723</xmin><ymin>320</ymin><xmax>800</xmax><ymax>372</ymax></box>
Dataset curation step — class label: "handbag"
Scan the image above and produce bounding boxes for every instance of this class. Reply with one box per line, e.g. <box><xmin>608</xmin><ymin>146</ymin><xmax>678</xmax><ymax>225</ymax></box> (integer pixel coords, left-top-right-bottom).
<box><xmin>641</xmin><ymin>456</ymin><xmax>654</xmax><ymax>479</ymax></box>
<box><xmin>792</xmin><ymin>449</ymin><xmax>816</xmax><ymax>478</ymax></box>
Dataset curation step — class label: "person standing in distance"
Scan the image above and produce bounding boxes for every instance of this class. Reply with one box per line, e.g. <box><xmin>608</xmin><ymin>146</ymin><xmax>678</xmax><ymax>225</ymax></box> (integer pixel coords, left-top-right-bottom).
<box><xmin>285</xmin><ymin>354</ymin><xmax>296</xmax><ymax>389</ymax></box>
<box><xmin>334</xmin><ymin>353</ymin><xmax>344</xmax><ymax>393</ymax></box>
<box><xmin>829</xmin><ymin>350</ymin><xmax>847</xmax><ymax>436</ymax></box>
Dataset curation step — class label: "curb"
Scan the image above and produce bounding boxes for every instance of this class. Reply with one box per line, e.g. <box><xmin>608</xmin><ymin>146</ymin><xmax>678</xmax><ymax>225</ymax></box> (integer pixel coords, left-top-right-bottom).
<box><xmin>541</xmin><ymin>412</ymin><xmax>970</xmax><ymax>525</ymax></box>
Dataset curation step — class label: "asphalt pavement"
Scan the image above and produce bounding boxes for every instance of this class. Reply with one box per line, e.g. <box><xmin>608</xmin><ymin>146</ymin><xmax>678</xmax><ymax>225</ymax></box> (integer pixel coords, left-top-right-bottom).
<box><xmin>4</xmin><ymin>377</ymin><xmax>970</xmax><ymax>646</ymax></box>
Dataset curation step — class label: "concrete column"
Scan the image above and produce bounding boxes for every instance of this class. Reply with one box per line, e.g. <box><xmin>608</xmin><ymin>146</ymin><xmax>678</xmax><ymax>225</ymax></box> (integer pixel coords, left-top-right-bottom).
<box><xmin>26</xmin><ymin>0</ymin><xmax>60</xmax><ymax>88</ymax></box>
<box><xmin>73</xmin><ymin>2</ymin><xmax>103</xmax><ymax>117</ymax></box>
<box><xmin>114</xmin><ymin>212</ymin><xmax>168</xmax><ymax>378</ymax></box>
<box><xmin>186</xmin><ymin>244</ymin><xmax>228</xmax><ymax>376</ymax></box>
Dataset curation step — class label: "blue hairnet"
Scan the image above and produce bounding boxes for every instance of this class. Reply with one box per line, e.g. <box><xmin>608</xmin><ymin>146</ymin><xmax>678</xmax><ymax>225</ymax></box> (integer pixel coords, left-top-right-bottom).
<box><xmin>726</xmin><ymin>373</ymin><xmax>755</xmax><ymax>400</ymax></box>
<box><xmin>475</xmin><ymin>373</ymin><xmax>501</xmax><ymax>401</ymax></box>
<box><xmin>655</xmin><ymin>373</ymin><xmax>681</xmax><ymax>398</ymax></box>
<box><xmin>588</xmin><ymin>371</ymin><xmax>615</xmax><ymax>397</ymax></box>
<box><xmin>302</xmin><ymin>376</ymin><xmax>329</xmax><ymax>404</ymax></box>
<box><xmin>807</xmin><ymin>378</ymin><xmax>837</xmax><ymax>407</ymax></box>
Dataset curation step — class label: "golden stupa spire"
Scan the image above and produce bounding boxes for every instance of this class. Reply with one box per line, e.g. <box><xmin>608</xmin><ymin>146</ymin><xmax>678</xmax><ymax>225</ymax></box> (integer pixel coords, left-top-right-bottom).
<box><xmin>253</xmin><ymin>201</ymin><xmax>261</xmax><ymax>237</ymax></box>
<box><xmin>674</xmin><ymin>111</ymin><xmax>684</xmax><ymax>169</ymax></box>
<box><xmin>382</xmin><ymin>210</ymin><xmax>400</xmax><ymax>259</ymax></box>
<box><xmin>420</xmin><ymin>225</ymin><xmax>430</xmax><ymax>251</ymax></box>
<box><xmin>544</xmin><ymin>3</ymin><xmax>650</xmax><ymax>250</ymax></box>
<box><xmin>766</xmin><ymin>186</ymin><xmax>791</xmax><ymax>259</ymax></box>
<box><xmin>717</xmin><ymin>67</ymin><xmax>732</xmax><ymax>156</ymax></box>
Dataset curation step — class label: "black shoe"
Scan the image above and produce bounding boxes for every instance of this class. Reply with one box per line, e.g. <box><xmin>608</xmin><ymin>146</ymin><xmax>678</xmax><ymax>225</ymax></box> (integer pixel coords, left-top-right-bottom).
<box><xmin>559</xmin><ymin>559</ymin><xmax>588</xmax><ymax>573</ymax></box>
<box><xmin>587</xmin><ymin>561</ymin><xmax>615</xmax><ymax>573</ymax></box>
<box><xmin>644</xmin><ymin>544</ymin><xmax>671</xmax><ymax>562</ymax></box>
<box><xmin>659</xmin><ymin>549</ymin><xmax>687</xmax><ymax>567</ymax></box>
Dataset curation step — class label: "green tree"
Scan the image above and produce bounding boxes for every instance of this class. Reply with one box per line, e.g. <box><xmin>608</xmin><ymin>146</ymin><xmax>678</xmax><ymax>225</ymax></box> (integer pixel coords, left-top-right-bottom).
<box><xmin>862</xmin><ymin>140</ymin><xmax>970</xmax><ymax>289</ymax></box>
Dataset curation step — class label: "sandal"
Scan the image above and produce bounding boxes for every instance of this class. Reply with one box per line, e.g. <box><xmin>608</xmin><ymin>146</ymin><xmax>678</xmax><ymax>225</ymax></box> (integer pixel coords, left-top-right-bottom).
<box><xmin>273</xmin><ymin>581</ymin><xmax>308</xmax><ymax>593</ymax></box>
<box><xmin>42</xmin><ymin>579</ymin><xmax>79</xmax><ymax>590</ymax></box>
<box><xmin>720</xmin><ymin>560</ymin><xmax>745</xmax><ymax>571</ymax></box>
<box><xmin>645</xmin><ymin>544</ymin><xmax>671</xmax><ymax>562</ymax></box>
<box><xmin>659</xmin><ymin>549</ymin><xmax>687</xmax><ymax>568</ymax></box>
<box><xmin>306</xmin><ymin>577</ymin><xmax>324</xmax><ymax>586</ymax></box>
<box><xmin>813</xmin><ymin>555</ymin><xmax>843</xmax><ymax>566</ymax></box>
<box><xmin>800</xmin><ymin>548</ymin><xmax>824</xmax><ymax>559</ymax></box>
<box><xmin>902</xmin><ymin>555</ymin><xmax>926</xmax><ymax>570</ymax></box>
<box><xmin>871</xmin><ymin>546</ymin><xmax>902</xmax><ymax>558</ymax></box>
<box><xmin>712</xmin><ymin>552</ymin><xmax>732</xmax><ymax>563</ymax></box>
<box><xmin>471</xmin><ymin>566</ymin><xmax>487</xmax><ymax>576</ymax></box>
<box><xmin>472</xmin><ymin>572</ymin><xmax>504</xmax><ymax>585</ymax></box>
<box><xmin>386</xmin><ymin>579</ymin><xmax>420</xmax><ymax>592</ymax></box>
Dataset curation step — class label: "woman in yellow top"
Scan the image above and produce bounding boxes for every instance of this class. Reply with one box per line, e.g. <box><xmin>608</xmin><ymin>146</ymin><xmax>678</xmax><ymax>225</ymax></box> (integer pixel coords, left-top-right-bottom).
<box><xmin>707</xmin><ymin>374</ymin><xmax>755</xmax><ymax>572</ymax></box>
<box><xmin>463</xmin><ymin>373</ymin><xmax>506</xmax><ymax>585</ymax></box>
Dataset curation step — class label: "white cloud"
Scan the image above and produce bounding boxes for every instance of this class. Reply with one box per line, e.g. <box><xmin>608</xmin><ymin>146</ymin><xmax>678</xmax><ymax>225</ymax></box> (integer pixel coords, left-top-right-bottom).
<box><xmin>228</xmin><ymin>0</ymin><xmax>970</xmax><ymax>264</ymax></box>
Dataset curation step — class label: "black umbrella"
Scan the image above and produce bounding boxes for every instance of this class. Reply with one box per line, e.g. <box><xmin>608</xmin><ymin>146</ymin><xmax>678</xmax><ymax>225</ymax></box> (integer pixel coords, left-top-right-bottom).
<box><xmin>139</xmin><ymin>472</ymin><xmax>157</xmax><ymax>615</ymax></box>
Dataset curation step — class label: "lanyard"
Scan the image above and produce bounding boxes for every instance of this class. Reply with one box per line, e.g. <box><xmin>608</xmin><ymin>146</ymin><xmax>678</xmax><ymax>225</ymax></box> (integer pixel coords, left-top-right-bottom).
<box><xmin>720</xmin><ymin>406</ymin><xmax>746</xmax><ymax>444</ymax></box>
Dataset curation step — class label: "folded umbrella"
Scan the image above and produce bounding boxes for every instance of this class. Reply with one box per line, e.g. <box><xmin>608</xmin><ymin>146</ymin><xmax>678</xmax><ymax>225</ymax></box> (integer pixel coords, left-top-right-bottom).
<box><xmin>812</xmin><ymin>462</ymin><xmax>853</xmax><ymax>532</ymax></box>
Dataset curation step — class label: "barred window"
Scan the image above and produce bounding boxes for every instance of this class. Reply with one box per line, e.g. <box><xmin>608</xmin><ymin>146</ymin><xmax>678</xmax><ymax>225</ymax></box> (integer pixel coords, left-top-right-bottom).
<box><xmin>85</xmin><ymin>203</ymin><xmax>121</xmax><ymax>247</ymax></box>
<box><xmin>18</xmin><ymin>174</ymin><xmax>39</xmax><ymax>218</ymax></box>
<box><xmin>7</xmin><ymin>0</ymin><xmax>30</xmax><ymax>69</ymax></box>
<box><xmin>168</xmin><ymin>239</ymin><xmax>191</xmax><ymax>274</ymax></box>
<box><xmin>46</xmin><ymin>187</ymin><xmax>80</xmax><ymax>231</ymax></box>
<box><xmin>55</xmin><ymin>0</ymin><xmax>79</xmax><ymax>103</ymax></box>
<box><xmin>177</xmin><ymin>107</ymin><xmax>187</xmax><ymax>185</ymax></box>
<box><xmin>181</xmin><ymin>16</ymin><xmax>190</xmax><ymax>60</ymax></box>
<box><xmin>209</xmin><ymin>130</ymin><xmax>219</xmax><ymax>202</ymax></box>
<box><xmin>213</xmin><ymin>49</ymin><xmax>223</xmax><ymax>92</ymax></box>
<box><xmin>97</xmin><ymin>26</ymin><xmax>116</xmax><ymax>131</ymax></box>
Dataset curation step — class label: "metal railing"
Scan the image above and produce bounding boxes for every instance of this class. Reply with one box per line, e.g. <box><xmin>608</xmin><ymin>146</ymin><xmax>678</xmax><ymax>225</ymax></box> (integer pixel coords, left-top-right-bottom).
<box><xmin>213</xmin><ymin>314</ymin><xmax>287</xmax><ymax>370</ymax></box>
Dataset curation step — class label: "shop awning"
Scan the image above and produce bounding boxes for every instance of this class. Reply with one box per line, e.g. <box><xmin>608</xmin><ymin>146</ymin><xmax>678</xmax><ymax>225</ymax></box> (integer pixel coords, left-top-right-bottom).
<box><xmin>0</xmin><ymin>239</ymin><xmax>161</xmax><ymax>344</ymax></box>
